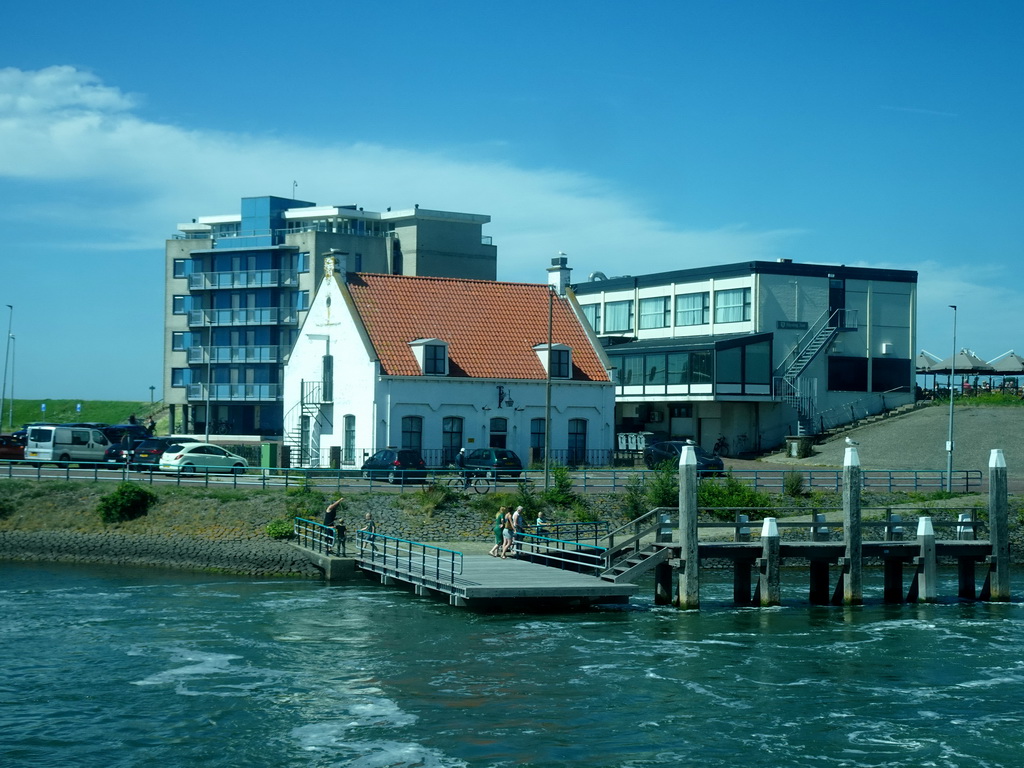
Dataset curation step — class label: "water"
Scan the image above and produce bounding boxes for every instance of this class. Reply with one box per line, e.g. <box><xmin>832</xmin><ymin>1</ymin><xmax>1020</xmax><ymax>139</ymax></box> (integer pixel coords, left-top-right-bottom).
<box><xmin>2</xmin><ymin>562</ymin><xmax>1023</xmax><ymax>768</ymax></box>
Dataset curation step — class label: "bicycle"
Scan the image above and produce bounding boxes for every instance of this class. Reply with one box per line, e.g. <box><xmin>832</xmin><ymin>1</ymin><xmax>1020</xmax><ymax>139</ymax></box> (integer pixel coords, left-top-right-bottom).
<box><xmin>442</xmin><ymin>467</ymin><xmax>492</xmax><ymax>494</ymax></box>
<box><xmin>713</xmin><ymin>435</ymin><xmax>730</xmax><ymax>458</ymax></box>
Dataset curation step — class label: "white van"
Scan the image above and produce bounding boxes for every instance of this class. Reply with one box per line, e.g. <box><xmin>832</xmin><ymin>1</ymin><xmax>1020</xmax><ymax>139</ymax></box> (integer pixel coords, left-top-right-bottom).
<box><xmin>26</xmin><ymin>425</ymin><xmax>112</xmax><ymax>466</ymax></box>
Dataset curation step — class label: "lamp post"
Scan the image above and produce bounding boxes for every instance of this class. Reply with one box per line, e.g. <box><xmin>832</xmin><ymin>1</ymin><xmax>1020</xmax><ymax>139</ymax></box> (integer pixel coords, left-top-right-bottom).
<box><xmin>946</xmin><ymin>305</ymin><xmax>957</xmax><ymax>493</ymax></box>
<box><xmin>149</xmin><ymin>385</ymin><xmax>155</xmax><ymax>405</ymax></box>
<box><xmin>1</xmin><ymin>305</ymin><xmax>12</xmax><ymax>429</ymax></box>
<box><xmin>6</xmin><ymin>333</ymin><xmax>13</xmax><ymax>429</ymax></box>
<box><xmin>544</xmin><ymin>286</ymin><xmax>553</xmax><ymax>491</ymax></box>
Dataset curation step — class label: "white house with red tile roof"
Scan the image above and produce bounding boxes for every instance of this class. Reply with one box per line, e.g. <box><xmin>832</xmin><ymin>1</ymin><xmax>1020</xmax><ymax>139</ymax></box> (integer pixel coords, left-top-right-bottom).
<box><xmin>282</xmin><ymin>256</ymin><xmax>615</xmax><ymax>469</ymax></box>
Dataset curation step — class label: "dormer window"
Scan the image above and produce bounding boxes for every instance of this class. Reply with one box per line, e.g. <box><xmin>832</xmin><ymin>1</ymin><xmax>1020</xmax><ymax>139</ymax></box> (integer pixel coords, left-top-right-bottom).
<box><xmin>410</xmin><ymin>338</ymin><xmax>449</xmax><ymax>375</ymax></box>
<box><xmin>534</xmin><ymin>343</ymin><xmax>572</xmax><ymax>379</ymax></box>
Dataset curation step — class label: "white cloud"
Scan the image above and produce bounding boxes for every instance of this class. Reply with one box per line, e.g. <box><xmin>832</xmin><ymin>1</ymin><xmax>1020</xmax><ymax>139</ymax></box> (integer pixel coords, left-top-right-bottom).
<box><xmin>0</xmin><ymin>66</ymin><xmax>802</xmax><ymax>271</ymax></box>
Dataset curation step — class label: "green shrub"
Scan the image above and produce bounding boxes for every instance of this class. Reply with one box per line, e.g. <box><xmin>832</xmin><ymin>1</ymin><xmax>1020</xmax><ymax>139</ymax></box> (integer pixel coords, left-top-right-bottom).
<box><xmin>646</xmin><ymin>462</ymin><xmax>679</xmax><ymax>508</ymax></box>
<box><xmin>0</xmin><ymin>498</ymin><xmax>13</xmax><ymax>519</ymax></box>
<box><xmin>284</xmin><ymin>487</ymin><xmax>326</xmax><ymax>521</ymax></box>
<box><xmin>541</xmin><ymin>464</ymin><xmax>580</xmax><ymax>509</ymax></box>
<box><xmin>783</xmin><ymin>471</ymin><xmax>806</xmax><ymax>498</ymax></box>
<box><xmin>698</xmin><ymin>473</ymin><xmax>771</xmax><ymax>521</ymax></box>
<box><xmin>413</xmin><ymin>482</ymin><xmax>460</xmax><ymax>516</ymax></box>
<box><xmin>620</xmin><ymin>472</ymin><xmax>649</xmax><ymax>520</ymax></box>
<box><xmin>97</xmin><ymin>482</ymin><xmax>158</xmax><ymax>524</ymax></box>
<box><xmin>265</xmin><ymin>518</ymin><xmax>294</xmax><ymax>539</ymax></box>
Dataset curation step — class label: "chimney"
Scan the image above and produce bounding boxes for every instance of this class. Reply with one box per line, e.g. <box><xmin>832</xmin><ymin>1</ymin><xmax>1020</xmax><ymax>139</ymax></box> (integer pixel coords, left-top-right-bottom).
<box><xmin>547</xmin><ymin>254</ymin><xmax>572</xmax><ymax>296</ymax></box>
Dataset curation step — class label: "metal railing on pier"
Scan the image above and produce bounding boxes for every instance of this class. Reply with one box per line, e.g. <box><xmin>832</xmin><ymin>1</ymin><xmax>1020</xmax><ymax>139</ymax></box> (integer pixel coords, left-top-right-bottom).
<box><xmin>357</xmin><ymin>531</ymin><xmax>463</xmax><ymax>588</ymax></box>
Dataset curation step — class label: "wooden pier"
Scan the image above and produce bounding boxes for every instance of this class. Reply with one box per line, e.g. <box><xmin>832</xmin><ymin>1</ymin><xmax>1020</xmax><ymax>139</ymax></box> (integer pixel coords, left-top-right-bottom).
<box><xmin>634</xmin><ymin>446</ymin><xmax>1012</xmax><ymax>609</ymax></box>
<box><xmin>356</xmin><ymin>537</ymin><xmax>638</xmax><ymax>609</ymax></box>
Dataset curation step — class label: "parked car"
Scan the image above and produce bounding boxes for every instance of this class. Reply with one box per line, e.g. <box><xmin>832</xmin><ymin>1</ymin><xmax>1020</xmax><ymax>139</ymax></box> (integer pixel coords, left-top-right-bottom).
<box><xmin>131</xmin><ymin>437</ymin><xmax>199</xmax><ymax>472</ymax></box>
<box><xmin>459</xmin><ymin>447</ymin><xmax>523</xmax><ymax>479</ymax></box>
<box><xmin>0</xmin><ymin>435</ymin><xmax>24</xmax><ymax>461</ymax></box>
<box><xmin>361</xmin><ymin>449</ymin><xmax>427</xmax><ymax>483</ymax></box>
<box><xmin>102</xmin><ymin>424</ymin><xmax>151</xmax><ymax>444</ymax></box>
<box><xmin>103</xmin><ymin>439</ymin><xmax>145</xmax><ymax>468</ymax></box>
<box><xmin>643</xmin><ymin>441</ymin><xmax>725</xmax><ymax>474</ymax></box>
<box><xmin>159</xmin><ymin>442</ymin><xmax>248</xmax><ymax>474</ymax></box>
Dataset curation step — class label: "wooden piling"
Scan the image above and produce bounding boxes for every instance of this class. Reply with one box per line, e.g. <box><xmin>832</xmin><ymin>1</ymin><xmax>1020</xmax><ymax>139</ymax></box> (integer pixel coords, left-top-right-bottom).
<box><xmin>677</xmin><ymin>446</ymin><xmax>700</xmax><ymax>609</ymax></box>
<box><xmin>915</xmin><ymin>516</ymin><xmax>937</xmax><ymax>603</ymax></box>
<box><xmin>987</xmin><ymin>449</ymin><xmax>1010</xmax><ymax>602</ymax></box>
<box><xmin>758</xmin><ymin>518</ymin><xmax>781</xmax><ymax>606</ymax></box>
<box><xmin>842</xmin><ymin>447</ymin><xmax>863</xmax><ymax>605</ymax></box>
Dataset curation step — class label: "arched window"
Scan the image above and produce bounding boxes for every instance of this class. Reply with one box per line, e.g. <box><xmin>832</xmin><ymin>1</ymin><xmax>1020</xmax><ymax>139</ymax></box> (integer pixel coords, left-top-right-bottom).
<box><xmin>442</xmin><ymin>416</ymin><xmax>464</xmax><ymax>465</ymax></box>
<box><xmin>343</xmin><ymin>414</ymin><xmax>356</xmax><ymax>465</ymax></box>
<box><xmin>568</xmin><ymin>418</ymin><xmax>587</xmax><ymax>466</ymax></box>
<box><xmin>402</xmin><ymin>416</ymin><xmax>423</xmax><ymax>453</ymax></box>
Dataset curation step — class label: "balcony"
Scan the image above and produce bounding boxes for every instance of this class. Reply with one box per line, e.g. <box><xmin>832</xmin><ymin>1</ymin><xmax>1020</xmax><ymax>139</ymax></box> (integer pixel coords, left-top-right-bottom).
<box><xmin>187</xmin><ymin>345</ymin><xmax>287</xmax><ymax>365</ymax></box>
<box><xmin>187</xmin><ymin>383</ymin><xmax>280</xmax><ymax>402</ymax></box>
<box><xmin>188</xmin><ymin>307</ymin><xmax>299</xmax><ymax>327</ymax></box>
<box><xmin>188</xmin><ymin>269</ymin><xmax>299</xmax><ymax>291</ymax></box>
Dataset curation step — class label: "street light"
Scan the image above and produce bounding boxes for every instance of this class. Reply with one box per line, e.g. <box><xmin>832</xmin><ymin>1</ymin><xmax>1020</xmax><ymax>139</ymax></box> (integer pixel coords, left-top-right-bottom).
<box><xmin>6</xmin><ymin>334</ymin><xmax>13</xmax><ymax>429</ymax></box>
<box><xmin>1</xmin><ymin>304</ymin><xmax>11</xmax><ymax>429</ymax></box>
<box><xmin>946</xmin><ymin>305</ymin><xmax>957</xmax><ymax>493</ymax></box>
<box><xmin>149</xmin><ymin>385</ymin><xmax>155</xmax><ymax>405</ymax></box>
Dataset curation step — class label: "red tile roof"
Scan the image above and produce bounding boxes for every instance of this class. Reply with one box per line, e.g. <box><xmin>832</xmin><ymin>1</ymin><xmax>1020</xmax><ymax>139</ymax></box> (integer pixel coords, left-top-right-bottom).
<box><xmin>345</xmin><ymin>273</ymin><xmax>610</xmax><ymax>381</ymax></box>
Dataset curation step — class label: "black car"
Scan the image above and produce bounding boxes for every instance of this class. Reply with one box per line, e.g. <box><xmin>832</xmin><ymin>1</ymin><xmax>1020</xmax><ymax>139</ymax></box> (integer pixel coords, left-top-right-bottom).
<box><xmin>459</xmin><ymin>447</ymin><xmax>523</xmax><ymax>479</ymax></box>
<box><xmin>102</xmin><ymin>424</ymin><xmax>151</xmax><ymax>444</ymax></box>
<box><xmin>131</xmin><ymin>437</ymin><xmax>199</xmax><ymax>471</ymax></box>
<box><xmin>361</xmin><ymin>449</ymin><xmax>427</xmax><ymax>483</ymax></box>
<box><xmin>643</xmin><ymin>441</ymin><xmax>725</xmax><ymax>474</ymax></box>
<box><xmin>103</xmin><ymin>439</ymin><xmax>145</xmax><ymax>468</ymax></box>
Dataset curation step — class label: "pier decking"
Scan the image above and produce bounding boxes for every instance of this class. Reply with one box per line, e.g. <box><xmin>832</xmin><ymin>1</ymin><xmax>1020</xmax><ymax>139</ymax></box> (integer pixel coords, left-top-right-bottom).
<box><xmin>359</xmin><ymin>549</ymin><xmax>638</xmax><ymax>608</ymax></box>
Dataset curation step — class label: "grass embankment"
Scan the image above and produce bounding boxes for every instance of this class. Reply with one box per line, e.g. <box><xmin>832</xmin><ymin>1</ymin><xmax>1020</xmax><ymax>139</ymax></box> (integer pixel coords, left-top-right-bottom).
<box><xmin>3</xmin><ymin>399</ymin><xmax>166</xmax><ymax>433</ymax></box>
<box><xmin>0</xmin><ymin>481</ymin><xmax>288</xmax><ymax>541</ymax></box>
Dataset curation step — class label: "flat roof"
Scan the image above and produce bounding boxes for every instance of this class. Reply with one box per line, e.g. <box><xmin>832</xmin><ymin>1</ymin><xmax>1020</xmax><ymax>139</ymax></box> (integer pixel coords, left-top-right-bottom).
<box><xmin>573</xmin><ymin>260</ymin><xmax>917</xmax><ymax>295</ymax></box>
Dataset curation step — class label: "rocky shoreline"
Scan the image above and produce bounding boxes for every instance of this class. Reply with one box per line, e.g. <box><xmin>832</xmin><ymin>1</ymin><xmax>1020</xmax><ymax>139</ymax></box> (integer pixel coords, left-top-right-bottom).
<box><xmin>0</xmin><ymin>530</ymin><xmax>325</xmax><ymax>578</ymax></box>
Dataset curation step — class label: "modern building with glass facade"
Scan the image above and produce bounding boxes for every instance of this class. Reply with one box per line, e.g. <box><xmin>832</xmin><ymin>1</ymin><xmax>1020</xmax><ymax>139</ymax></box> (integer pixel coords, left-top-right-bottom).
<box><xmin>163</xmin><ymin>196</ymin><xmax>496</xmax><ymax>436</ymax></box>
<box><xmin>571</xmin><ymin>259</ymin><xmax>918</xmax><ymax>454</ymax></box>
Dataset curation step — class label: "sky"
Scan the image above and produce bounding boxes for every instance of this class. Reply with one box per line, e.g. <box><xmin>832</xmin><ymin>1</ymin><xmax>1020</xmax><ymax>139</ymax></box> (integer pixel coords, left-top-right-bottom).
<box><xmin>1</xmin><ymin>1</ymin><xmax>1022</xmax><ymax>402</ymax></box>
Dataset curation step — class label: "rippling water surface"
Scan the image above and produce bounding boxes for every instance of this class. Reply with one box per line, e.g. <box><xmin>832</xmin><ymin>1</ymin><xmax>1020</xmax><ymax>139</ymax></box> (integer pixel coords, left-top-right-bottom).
<box><xmin>2</xmin><ymin>562</ymin><xmax>1022</xmax><ymax>767</ymax></box>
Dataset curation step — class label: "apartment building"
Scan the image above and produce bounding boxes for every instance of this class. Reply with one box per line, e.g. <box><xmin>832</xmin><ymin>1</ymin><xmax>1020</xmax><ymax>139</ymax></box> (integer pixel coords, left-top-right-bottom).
<box><xmin>163</xmin><ymin>195</ymin><xmax>496</xmax><ymax>436</ymax></box>
<box><xmin>569</xmin><ymin>259</ymin><xmax>918</xmax><ymax>454</ymax></box>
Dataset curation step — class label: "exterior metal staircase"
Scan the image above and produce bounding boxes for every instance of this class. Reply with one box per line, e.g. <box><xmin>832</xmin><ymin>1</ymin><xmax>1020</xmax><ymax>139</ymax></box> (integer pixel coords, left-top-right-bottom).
<box><xmin>774</xmin><ymin>308</ymin><xmax>857</xmax><ymax>436</ymax></box>
<box><xmin>599</xmin><ymin>507</ymin><xmax>676</xmax><ymax>584</ymax></box>
<box><xmin>282</xmin><ymin>380</ymin><xmax>332</xmax><ymax>467</ymax></box>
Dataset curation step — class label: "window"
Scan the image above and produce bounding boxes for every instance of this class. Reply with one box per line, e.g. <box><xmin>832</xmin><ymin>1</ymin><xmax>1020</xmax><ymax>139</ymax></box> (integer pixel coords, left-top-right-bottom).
<box><xmin>675</xmin><ymin>292</ymin><xmax>710</xmax><ymax>326</ymax></box>
<box><xmin>667</xmin><ymin>352</ymin><xmax>689</xmax><ymax>384</ymax></box>
<box><xmin>581</xmin><ymin>304</ymin><xmax>601</xmax><ymax>333</ymax></box>
<box><xmin>714</xmin><ymin>288</ymin><xmax>752</xmax><ymax>323</ymax></box>
<box><xmin>691</xmin><ymin>350</ymin><xmax>713</xmax><ymax>384</ymax></box>
<box><xmin>645</xmin><ymin>354</ymin><xmax>666</xmax><ymax>385</ymax></box>
<box><xmin>401</xmin><ymin>416</ymin><xmax>423</xmax><ymax>452</ymax></box>
<box><xmin>171</xmin><ymin>368</ymin><xmax>191</xmax><ymax>387</ymax></box>
<box><xmin>322</xmin><ymin>355</ymin><xmax>333</xmax><ymax>401</ymax></box>
<box><xmin>489</xmin><ymin>417</ymin><xmax>508</xmax><ymax>449</ymax></box>
<box><xmin>639</xmin><ymin>297</ymin><xmax>671</xmax><ymax>329</ymax></box>
<box><xmin>172</xmin><ymin>295</ymin><xmax>192</xmax><ymax>315</ymax></box>
<box><xmin>551</xmin><ymin>349</ymin><xmax>571</xmax><ymax>378</ymax></box>
<box><xmin>604</xmin><ymin>300</ymin><xmax>634</xmax><ymax>333</ymax></box>
<box><xmin>568</xmin><ymin>419</ymin><xmax>587</xmax><ymax>466</ymax></box>
<box><xmin>293</xmin><ymin>291</ymin><xmax>310</xmax><ymax>311</ymax></box>
<box><xmin>343</xmin><ymin>414</ymin><xmax>356</xmax><ymax>464</ymax></box>
<box><xmin>620</xmin><ymin>356</ymin><xmax>644</xmax><ymax>385</ymax></box>
<box><xmin>172</xmin><ymin>332</ymin><xmax>190</xmax><ymax>351</ymax></box>
<box><xmin>442</xmin><ymin>417</ymin><xmax>464</xmax><ymax>465</ymax></box>
<box><xmin>425</xmin><ymin>344</ymin><xmax>447</xmax><ymax>375</ymax></box>
<box><xmin>173</xmin><ymin>259</ymin><xmax>194</xmax><ymax>279</ymax></box>
<box><xmin>530</xmin><ymin>418</ymin><xmax>545</xmax><ymax>463</ymax></box>
<box><xmin>297</xmin><ymin>252</ymin><xmax>309</xmax><ymax>273</ymax></box>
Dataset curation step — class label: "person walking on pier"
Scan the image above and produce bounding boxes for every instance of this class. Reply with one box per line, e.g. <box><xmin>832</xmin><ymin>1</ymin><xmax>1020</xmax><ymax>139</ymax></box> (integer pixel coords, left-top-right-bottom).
<box><xmin>511</xmin><ymin>506</ymin><xmax>525</xmax><ymax>554</ymax></box>
<box><xmin>364</xmin><ymin>512</ymin><xmax>378</xmax><ymax>554</ymax></box>
<box><xmin>500</xmin><ymin>509</ymin><xmax>515</xmax><ymax>559</ymax></box>
<box><xmin>489</xmin><ymin>508</ymin><xmax>506</xmax><ymax>557</ymax></box>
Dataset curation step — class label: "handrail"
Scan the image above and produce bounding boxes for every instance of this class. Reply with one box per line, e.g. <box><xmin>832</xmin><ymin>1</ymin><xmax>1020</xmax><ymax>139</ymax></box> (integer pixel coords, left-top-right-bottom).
<box><xmin>294</xmin><ymin>516</ymin><xmax>336</xmax><ymax>554</ymax></box>
<box><xmin>357</xmin><ymin>530</ymin><xmax>463</xmax><ymax>585</ymax></box>
<box><xmin>516</xmin><ymin>532</ymin><xmax>607</xmax><ymax>575</ymax></box>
